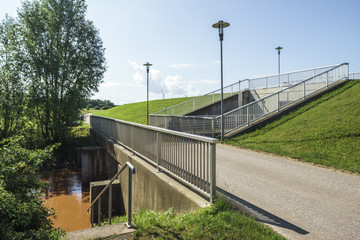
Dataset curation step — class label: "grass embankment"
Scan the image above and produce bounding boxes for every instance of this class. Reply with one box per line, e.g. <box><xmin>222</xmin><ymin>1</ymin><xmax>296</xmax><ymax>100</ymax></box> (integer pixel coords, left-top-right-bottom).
<box><xmin>94</xmin><ymin>97</ymin><xmax>193</xmax><ymax>125</ymax></box>
<box><xmin>224</xmin><ymin>80</ymin><xmax>360</xmax><ymax>173</ymax></box>
<box><xmin>103</xmin><ymin>198</ymin><xmax>285</xmax><ymax>240</ymax></box>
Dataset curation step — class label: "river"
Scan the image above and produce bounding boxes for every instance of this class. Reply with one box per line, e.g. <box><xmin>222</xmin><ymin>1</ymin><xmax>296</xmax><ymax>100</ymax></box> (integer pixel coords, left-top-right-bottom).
<box><xmin>41</xmin><ymin>169</ymin><xmax>92</xmax><ymax>232</ymax></box>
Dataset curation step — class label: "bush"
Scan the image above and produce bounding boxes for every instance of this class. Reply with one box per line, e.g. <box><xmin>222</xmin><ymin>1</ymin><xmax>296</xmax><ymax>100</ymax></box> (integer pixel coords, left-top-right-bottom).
<box><xmin>0</xmin><ymin>137</ymin><xmax>64</xmax><ymax>239</ymax></box>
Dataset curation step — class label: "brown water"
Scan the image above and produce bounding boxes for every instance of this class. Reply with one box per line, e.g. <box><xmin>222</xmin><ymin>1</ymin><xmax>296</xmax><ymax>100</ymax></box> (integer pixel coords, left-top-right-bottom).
<box><xmin>41</xmin><ymin>169</ymin><xmax>91</xmax><ymax>232</ymax></box>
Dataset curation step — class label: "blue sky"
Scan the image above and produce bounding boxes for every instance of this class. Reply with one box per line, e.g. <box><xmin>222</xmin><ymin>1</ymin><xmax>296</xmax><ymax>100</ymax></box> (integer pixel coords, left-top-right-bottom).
<box><xmin>1</xmin><ymin>0</ymin><xmax>359</xmax><ymax>105</ymax></box>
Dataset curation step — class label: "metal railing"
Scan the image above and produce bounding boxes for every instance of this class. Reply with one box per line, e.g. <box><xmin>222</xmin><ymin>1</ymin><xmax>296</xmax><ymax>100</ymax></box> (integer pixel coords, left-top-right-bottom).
<box><xmin>152</xmin><ymin>65</ymin><xmax>338</xmax><ymax>117</ymax></box>
<box><xmin>349</xmin><ymin>72</ymin><xmax>360</xmax><ymax>79</ymax></box>
<box><xmin>214</xmin><ymin>63</ymin><xmax>349</xmax><ymax>136</ymax></box>
<box><xmin>90</xmin><ymin>116</ymin><xmax>218</xmax><ymax>202</ymax></box>
<box><xmin>150</xmin><ymin>63</ymin><xmax>349</xmax><ymax>137</ymax></box>
<box><xmin>87</xmin><ymin>161</ymin><xmax>135</xmax><ymax>227</ymax></box>
<box><xmin>241</xmin><ymin>64</ymin><xmax>338</xmax><ymax>90</ymax></box>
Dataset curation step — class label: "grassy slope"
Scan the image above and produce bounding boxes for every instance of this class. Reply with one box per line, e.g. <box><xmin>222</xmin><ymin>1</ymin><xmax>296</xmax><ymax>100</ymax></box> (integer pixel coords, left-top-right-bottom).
<box><xmin>224</xmin><ymin>80</ymin><xmax>360</xmax><ymax>173</ymax></box>
<box><xmin>94</xmin><ymin>97</ymin><xmax>193</xmax><ymax>125</ymax></box>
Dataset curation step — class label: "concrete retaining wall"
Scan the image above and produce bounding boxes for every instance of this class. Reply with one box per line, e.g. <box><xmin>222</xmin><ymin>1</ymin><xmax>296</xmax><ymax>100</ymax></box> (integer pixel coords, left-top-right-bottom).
<box><xmin>81</xmin><ymin>146</ymin><xmax>119</xmax><ymax>185</ymax></box>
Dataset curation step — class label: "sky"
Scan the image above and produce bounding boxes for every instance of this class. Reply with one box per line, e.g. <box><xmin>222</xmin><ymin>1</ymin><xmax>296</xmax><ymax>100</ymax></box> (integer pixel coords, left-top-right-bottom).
<box><xmin>1</xmin><ymin>0</ymin><xmax>359</xmax><ymax>105</ymax></box>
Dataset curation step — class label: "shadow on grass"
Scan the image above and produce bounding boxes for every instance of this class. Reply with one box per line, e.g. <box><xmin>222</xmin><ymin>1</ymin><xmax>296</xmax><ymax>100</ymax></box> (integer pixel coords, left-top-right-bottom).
<box><xmin>217</xmin><ymin>187</ymin><xmax>310</xmax><ymax>236</ymax></box>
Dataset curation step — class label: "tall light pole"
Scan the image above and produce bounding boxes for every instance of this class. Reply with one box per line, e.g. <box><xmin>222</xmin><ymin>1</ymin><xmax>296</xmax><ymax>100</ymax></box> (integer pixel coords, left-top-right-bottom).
<box><xmin>143</xmin><ymin>62</ymin><xmax>152</xmax><ymax>125</ymax></box>
<box><xmin>212</xmin><ymin>20</ymin><xmax>230</xmax><ymax>141</ymax></box>
<box><xmin>275</xmin><ymin>46</ymin><xmax>283</xmax><ymax>86</ymax></box>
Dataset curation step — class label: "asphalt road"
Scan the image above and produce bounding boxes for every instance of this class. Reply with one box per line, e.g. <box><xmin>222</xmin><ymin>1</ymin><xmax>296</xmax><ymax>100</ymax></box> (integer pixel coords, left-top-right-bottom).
<box><xmin>216</xmin><ymin>144</ymin><xmax>360</xmax><ymax>240</ymax></box>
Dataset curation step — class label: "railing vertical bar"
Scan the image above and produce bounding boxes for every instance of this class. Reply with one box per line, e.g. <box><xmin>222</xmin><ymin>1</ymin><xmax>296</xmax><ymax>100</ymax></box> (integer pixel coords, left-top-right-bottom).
<box><xmin>108</xmin><ymin>183</ymin><xmax>112</xmax><ymax>225</ymax></box>
<box><xmin>157</xmin><ymin>132</ymin><xmax>161</xmax><ymax>172</ymax></box>
<box><xmin>196</xmin><ymin>141</ymin><xmax>199</xmax><ymax>188</ymax></box>
<box><xmin>210</xmin><ymin>142</ymin><xmax>216</xmax><ymax>203</ymax></box>
<box><xmin>127</xmin><ymin>166</ymin><xmax>133</xmax><ymax>227</ymax></box>
<box><xmin>91</xmin><ymin>205</ymin><xmax>94</xmax><ymax>227</ymax></box>
<box><xmin>98</xmin><ymin>196</ymin><xmax>101</xmax><ymax>226</ymax></box>
<box><xmin>131</xmin><ymin>126</ymin><xmax>134</xmax><ymax>155</ymax></box>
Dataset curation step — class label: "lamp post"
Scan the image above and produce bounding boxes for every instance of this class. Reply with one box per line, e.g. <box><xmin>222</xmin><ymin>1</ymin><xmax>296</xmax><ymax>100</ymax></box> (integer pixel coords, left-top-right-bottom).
<box><xmin>275</xmin><ymin>46</ymin><xmax>283</xmax><ymax>86</ymax></box>
<box><xmin>143</xmin><ymin>62</ymin><xmax>152</xmax><ymax>125</ymax></box>
<box><xmin>212</xmin><ymin>20</ymin><xmax>230</xmax><ymax>141</ymax></box>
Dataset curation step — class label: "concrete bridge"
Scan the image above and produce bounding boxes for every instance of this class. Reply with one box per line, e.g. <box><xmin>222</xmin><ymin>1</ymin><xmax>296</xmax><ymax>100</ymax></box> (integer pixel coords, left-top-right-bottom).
<box><xmin>82</xmin><ymin>64</ymin><xmax>358</xmax><ymax>239</ymax></box>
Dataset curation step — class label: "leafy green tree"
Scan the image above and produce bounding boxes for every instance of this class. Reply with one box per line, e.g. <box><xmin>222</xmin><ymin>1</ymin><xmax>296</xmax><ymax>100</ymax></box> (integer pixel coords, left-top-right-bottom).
<box><xmin>18</xmin><ymin>0</ymin><xmax>106</xmax><ymax>142</ymax></box>
<box><xmin>0</xmin><ymin>16</ymin><xmax>25</xmax><ymax>139</ymax></box>
<box><xmin>0</xmin><ymin>137</ymin><xmax>64</xmax><ymax>239</ymax></box>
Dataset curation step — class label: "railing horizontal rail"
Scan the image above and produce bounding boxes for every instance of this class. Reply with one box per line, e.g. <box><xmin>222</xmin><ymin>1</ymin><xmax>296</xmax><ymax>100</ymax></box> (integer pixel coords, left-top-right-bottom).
<box><xmin>90</xmin><ymin>115</ymin><xmax>218</xmax><ymax>202</ymax></box>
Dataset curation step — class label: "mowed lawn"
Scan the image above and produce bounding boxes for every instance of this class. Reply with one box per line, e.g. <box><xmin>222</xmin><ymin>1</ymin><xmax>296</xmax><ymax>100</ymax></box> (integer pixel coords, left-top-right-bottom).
<box><xmin>224</xmin><ymin>80</ymin><xmax>360</xmax><ymax>173</ymax></box>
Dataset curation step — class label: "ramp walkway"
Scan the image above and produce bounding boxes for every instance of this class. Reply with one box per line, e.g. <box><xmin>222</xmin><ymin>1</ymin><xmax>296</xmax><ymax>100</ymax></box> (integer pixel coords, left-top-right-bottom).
<box><xmin>216</xmin><ymin>144</ymin><xmax>360</xmax><ymax>240</ymax></box>
<box><xmin>150</xmin><ymin>63</ymin><xmax>349</xmax><ymax>138</ymax></box>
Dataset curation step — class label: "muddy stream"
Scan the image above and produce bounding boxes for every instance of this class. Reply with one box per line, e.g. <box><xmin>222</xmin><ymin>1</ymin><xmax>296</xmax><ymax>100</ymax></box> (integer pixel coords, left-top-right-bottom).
<box><xmin>41</xmin><ymin>169</ymin><xmax>91</xmax><ymax>232</ymax></box>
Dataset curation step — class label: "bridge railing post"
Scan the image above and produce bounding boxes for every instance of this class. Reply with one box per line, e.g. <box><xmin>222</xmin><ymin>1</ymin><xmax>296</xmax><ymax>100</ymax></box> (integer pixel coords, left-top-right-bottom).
<box><xmin>157</xmin><ymin>132</ymin><xmax>161</xmax><ymax>172</ymax></box>
<box><xmin>210</xmin><ymin>142</ymin><xmax>216</xmax><ymax>203</ymax></box>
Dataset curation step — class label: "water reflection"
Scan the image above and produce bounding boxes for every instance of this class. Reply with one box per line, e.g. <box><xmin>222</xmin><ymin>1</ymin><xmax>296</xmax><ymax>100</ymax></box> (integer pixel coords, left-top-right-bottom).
<box><xmin>41</xmin><ymin>169</ymin><xmax>91</xmax><ymax>232</ymax></box>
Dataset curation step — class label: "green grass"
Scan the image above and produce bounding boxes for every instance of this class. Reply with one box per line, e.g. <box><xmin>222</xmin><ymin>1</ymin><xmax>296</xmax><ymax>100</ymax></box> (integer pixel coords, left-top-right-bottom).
<box><xmin>224</xmin><ymin>80</ymin><xmax>360</xmax><ymax>173</ymax></box>
<box><xmin>94</xmin><ymin>97</ymin><xmax>194</xmax><ymax>125</ymax></box>
<box><xmin>81</xmin><ymin>108</ymin><xmax>107</xmax><ymax>115</ymax></box>
<box><xmin>102</xmin><ymin>198</ymin><xmax>286</xmax><ymax>240</ymax></box>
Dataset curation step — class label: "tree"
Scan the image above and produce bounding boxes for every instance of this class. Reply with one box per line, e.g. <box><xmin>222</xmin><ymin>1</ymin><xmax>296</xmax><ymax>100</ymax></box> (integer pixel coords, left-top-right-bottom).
<box><xmin>18</xmin><ymin>0</ymin><xmax>106</xmax><ymax>142</ymax></box>
<box><xmin>0</xmin><ymin>16</ymin><xmax>25</xmax><ymax>139</ymax></box>
<box><xmin>0</xmin><ymin>137</ymin><xmax>64</xmax><ymax>239</ymax></box>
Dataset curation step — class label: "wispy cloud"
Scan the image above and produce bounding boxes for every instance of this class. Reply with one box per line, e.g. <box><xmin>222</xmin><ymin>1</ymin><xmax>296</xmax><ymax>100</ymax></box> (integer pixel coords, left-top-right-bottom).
<box><xmin>198</xmin><ymin>79</ymin><xmax>218</xmax><ymax>85</ymax></box>
<box><xmin>169</xmin><ymin>63</ymin><xmax>196</xmax><ymax>69</ymax></box>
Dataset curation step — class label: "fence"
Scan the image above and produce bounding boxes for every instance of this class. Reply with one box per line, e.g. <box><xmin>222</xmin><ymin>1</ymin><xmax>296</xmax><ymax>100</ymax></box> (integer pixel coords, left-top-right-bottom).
<box><xmin>150</xmin><ymin>63</ymin><xmax>349</xmax><ymax>138</ymax></box>
<box><xmin>349</xmin><ymin>72</ymin><xmax>360</xmax><ymax>79</ymax></box>
<box><xmin>214</xmin><ymin>63</ymin><xmax>349</xmax><ymax>136</ymax></box>
<box><xmin>90</xmin><ymin>115</ymin><xmax>218</xmax><ymax>202</ymax></box>
<box><xmin>152</xmin><ymin>65</ymin><xmax>339</xmax><ymax>117</ymax></box>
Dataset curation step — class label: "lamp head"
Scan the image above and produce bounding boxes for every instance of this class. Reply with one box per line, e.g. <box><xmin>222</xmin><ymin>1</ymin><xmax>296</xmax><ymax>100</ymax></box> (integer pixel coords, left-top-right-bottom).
<box><xmin>212</xmin><ymin>20</ymin><xmax>230</xmax><ymax>41</ymax></box>
<box><xmin>275</xmin><ymin>46</ymin><xmax>283</xmax><ymax>54</ymax></box>
<box><xmin>143</xmin><ymin>62</ymin><xmax>152</xmax><ymax>72</ymax></box>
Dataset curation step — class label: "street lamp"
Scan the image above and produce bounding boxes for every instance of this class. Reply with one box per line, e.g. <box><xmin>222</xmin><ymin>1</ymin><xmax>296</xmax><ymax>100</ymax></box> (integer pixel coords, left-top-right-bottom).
<box><xmin>275</xmin><ymin>46</ymin><xmax>283</xmax><ymax>86</ymax></box>
<box><xmin>212</xmin><ymin>20</ymin><xmax>230</xmax><ymax>141</ymax></box>
<box><xmin>143</xmin><ymin>62</ymin><xmax>152</xmax><ymax>125</ymax></box>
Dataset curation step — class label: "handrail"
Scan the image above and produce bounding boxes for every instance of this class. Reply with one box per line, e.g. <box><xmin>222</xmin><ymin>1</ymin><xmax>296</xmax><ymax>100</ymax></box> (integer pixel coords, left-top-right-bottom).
<box><xmin>220</xmin><ymin>63</ymin><xmax>348</xmax><ymax>117</ymax></box>
<box><xmin>214</xmin><ymin>63</ymin><xmax>349</xmax><ymax>136</ymax></box>
<box><xmin>149</xmin><ymin>63</ymin><xmax>349</xmax><ymax>138</ymax></box>
<box><xmin>349</xmin><ymin>72</ymin><xmax>360</xmax><ymax>79</ymax></box>
<box><xmin>90</xmin><ymin>115</ymin><xmax>218</xmax><ymax>202</ymax></box>
<box><xmin>152</xmin><ymin>64</ymin><xmax>338</xmax><ymax>116</ymax></box>
<box><xmin>87</xmin><ymin>161</ymin><xmax>135</xmax><ymax>227</ymax></box>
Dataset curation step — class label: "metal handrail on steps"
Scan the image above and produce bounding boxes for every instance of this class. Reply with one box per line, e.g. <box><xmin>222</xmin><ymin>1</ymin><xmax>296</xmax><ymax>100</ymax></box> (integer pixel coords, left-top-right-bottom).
<box><xmin>87</xmin><ymin>161</ymin><xmax>136</xmax><ymax>228</ymax></box>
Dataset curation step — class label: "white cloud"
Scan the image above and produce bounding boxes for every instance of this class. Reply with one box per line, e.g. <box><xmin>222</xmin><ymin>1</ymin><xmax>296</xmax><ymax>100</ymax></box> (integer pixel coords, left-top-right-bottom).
<box><xmin>198</xmin><ymin>79</ymin><xmax>218</xmax><ymax>85</ymax></box>
<box><xmin>164</xmin><ymin>75</ymin><xmax>200</xmax><ymax>96</ymax></box>
<box><xmin>164</xmin><ymin>75</ymin><xmax>186</xmax><ymax>95</ymax></box>
<box><xmin>169</xmin><ymin>63</ymin><xmax>196</xmax><ymax>69</ymax></box>
<box><xmin>128</xmin><ymin>60</ymin><xmax>200</xmax><ymax>97</ymax></box>
<box><xmin>211</xmin><ymin>60</ymin><xmax>221</xmax><ymax>65</ymax></box>
<box><xmin>128</xmin><ymin>60</ymin><xmax>164</xmax><ymax>94</ymax></box>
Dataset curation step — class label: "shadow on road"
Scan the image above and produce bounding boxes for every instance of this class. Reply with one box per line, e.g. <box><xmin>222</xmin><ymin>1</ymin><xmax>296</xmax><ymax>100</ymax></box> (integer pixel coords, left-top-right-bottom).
<box><xmin>217</xmin><ymin>187</ymin><xmax>309</xmax><ymax>235</ymax></box>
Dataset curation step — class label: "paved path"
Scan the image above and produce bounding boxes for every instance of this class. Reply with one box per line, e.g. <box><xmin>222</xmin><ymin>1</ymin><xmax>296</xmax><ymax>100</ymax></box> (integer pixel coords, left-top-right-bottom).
<box><xmin>216</xmin><ymin>144</ymin><xmax>360</xmax><ymax>240</ymax></box>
